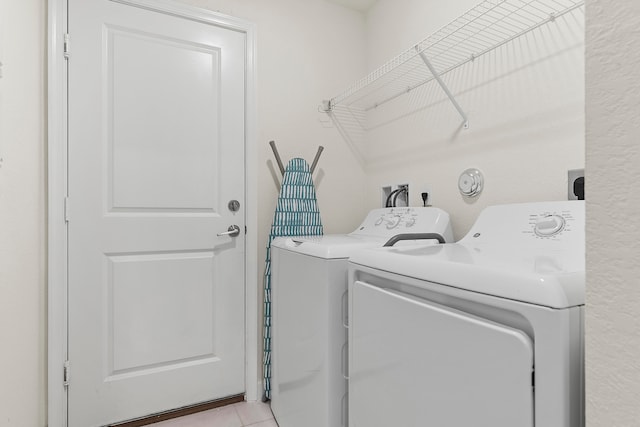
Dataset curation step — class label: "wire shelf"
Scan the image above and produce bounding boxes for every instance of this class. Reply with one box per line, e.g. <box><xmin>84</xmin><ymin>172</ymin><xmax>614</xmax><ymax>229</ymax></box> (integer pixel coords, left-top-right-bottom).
<box><xmin>327</xmin><ymin>0</ymin><xmax>584</xmax><ymax>113</ymax></box>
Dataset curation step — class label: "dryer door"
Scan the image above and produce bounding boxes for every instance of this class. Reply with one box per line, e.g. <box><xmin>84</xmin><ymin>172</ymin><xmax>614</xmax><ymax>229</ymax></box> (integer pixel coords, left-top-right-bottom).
<box><xmin>349</xmin><ymin>281</ymin><xmax>534</xmax><ymax>427</ymax></box>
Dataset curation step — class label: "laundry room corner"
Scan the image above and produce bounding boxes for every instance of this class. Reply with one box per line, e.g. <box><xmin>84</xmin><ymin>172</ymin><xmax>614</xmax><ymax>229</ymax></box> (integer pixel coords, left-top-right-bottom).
<box><xmin>4</xmin><ymin>0</ymin><xmax>640</xmax><ymax>424</ymax></box>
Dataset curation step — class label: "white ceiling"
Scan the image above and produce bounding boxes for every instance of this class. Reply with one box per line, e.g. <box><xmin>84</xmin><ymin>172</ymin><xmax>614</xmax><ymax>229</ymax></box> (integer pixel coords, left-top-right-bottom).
<box><xmin>325</xmin><ymin>0</ymin><xmax>378</xmax><ymax>12</ymax></box>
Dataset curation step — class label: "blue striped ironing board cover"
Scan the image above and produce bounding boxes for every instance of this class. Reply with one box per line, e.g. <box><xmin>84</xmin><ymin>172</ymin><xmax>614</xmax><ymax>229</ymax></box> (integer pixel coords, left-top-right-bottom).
<box><xmin>263</xmin><ymin>158</ymin><xmax>323</xmax><ymax>400</ymax></box>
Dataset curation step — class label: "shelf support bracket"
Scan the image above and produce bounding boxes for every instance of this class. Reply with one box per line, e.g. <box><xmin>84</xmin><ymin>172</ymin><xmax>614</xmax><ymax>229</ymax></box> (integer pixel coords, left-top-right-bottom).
<box><xmin>416</xmin><ymin>47</ymin><xmax>469</xmax><ymax>129</ymax></box>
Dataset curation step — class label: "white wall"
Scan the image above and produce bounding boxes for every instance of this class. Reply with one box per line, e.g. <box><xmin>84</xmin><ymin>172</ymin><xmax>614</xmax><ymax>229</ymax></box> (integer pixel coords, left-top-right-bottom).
<box><xmin>357</xmin><ymin>0</ymin><xmax>585</xmax><ymax>239</ymax></box>
<box><xmin>585</xmin><ymin>0</ymin><xmax>640</xmax><ymax>424</ymax></box>
<box><xmin>0</xmin><ymin>0</ymin><xmax>47</xmax><ymax>426</ymax></box>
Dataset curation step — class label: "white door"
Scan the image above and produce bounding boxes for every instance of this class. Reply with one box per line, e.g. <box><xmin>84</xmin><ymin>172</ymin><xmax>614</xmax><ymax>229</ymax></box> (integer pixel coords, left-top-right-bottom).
<box><xmin>350</xmin><ymin>281</ymin><xmax>534</xmax><ymax>427</ymax></box>
<box><xmin>67</xmin><ymin>0</ymin><xmax>246</xmax><ymax>425</ymax></box>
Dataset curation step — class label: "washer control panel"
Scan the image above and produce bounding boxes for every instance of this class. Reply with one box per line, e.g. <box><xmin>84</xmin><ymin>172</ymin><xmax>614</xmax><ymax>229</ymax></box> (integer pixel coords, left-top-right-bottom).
<box><xmin>352</xmin><ymin>207</ymin><xmax>452</xmax><ymax>241</ymax></box>
<box><xmin>372</xmin><ymin>208</ymin><xmax>419</xmax><ymax>230</ymax></box>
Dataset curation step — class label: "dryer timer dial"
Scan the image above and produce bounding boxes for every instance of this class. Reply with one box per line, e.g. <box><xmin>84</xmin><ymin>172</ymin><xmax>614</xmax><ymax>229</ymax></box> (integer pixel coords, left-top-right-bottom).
<box><xmin>534</xmin><ymin>215</ymin><xmax>566</xmax><ymax>237</ymax></box>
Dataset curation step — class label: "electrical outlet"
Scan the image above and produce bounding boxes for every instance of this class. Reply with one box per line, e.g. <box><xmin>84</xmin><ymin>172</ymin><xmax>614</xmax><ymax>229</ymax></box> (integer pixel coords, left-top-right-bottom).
<box><xmin>420</xmin><ymin>186</ymin><xmax>431</xmax><ymax>207</ymax></box>
<box><xmin>568</xmin><ymin>169</ymin><xmax>585</xmax><ymax>200</ymax></box>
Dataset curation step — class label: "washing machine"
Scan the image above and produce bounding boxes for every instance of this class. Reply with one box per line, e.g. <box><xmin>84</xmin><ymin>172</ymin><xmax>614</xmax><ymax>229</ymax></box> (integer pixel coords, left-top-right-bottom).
<box><xmin>269</xmin><ymin>207</ymin><xmax>453</xmax><ymax>427</ymax></box>
<box><xmin>348</xmin><ymin>201</ymin><xmax>585</xmax><ymax>427</ymax></box>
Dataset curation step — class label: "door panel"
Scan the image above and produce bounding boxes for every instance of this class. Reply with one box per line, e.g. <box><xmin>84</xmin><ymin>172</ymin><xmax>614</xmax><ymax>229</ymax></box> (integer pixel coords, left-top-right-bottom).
<box><xmin>68</xmin><ymin>1</ymin><xmax>246</xmax><ymax>425</ymax></box>
<box><xmin>108</xmin><ymin>251</ymin><xmax>216</xmax><ymax>374</ymax></box>
<box><xmin>107</xmin><ymin>26</ymin><xmax>220</xmax><ymax>211</ymax></box>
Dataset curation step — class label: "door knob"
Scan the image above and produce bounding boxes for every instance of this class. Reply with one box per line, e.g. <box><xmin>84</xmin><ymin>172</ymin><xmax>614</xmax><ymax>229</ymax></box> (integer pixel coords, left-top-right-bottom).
<box><xmin>217</xmin><ymin>225</ymin><xmax>241</xmax><ymax>237</ymax></box>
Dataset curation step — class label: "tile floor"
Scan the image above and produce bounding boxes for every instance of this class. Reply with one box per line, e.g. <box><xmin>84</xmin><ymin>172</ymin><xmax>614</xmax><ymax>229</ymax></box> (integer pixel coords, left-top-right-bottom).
<box><xmin>152</xmin><ymin>402</ymin><xmax>277</xmax><ymax>427</ymax></box>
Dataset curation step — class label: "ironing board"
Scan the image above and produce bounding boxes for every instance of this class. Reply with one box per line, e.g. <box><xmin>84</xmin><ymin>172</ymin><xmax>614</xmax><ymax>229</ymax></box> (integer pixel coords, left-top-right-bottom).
<box><xmin>263</xmin><ymin>158</ymin><xmax>323</xmax><ymax>400</ymax></box>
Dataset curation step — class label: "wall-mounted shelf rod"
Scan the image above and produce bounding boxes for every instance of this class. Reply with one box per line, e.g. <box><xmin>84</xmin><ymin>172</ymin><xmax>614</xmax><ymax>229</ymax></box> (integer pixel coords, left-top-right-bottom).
<box><xmin>416</xmin><ymin>47</ymin><xmax>469</xmax><ymax>129</ymax></box>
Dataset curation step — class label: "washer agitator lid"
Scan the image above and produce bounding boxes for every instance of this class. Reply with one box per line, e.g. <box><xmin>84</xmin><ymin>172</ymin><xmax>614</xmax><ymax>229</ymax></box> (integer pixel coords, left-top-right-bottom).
<box><xmin>271</xmin><ymin>207</ymin><xmax>453</xmax><ymax>260</ymax></box>
<box><xmin>349</xmin><ymin>201</ymin><xmax>585</xmax><ymax>309</ymax></box>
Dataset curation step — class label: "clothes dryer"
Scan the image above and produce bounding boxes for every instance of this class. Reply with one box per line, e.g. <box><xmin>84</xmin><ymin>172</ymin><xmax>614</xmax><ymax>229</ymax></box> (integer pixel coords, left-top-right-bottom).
<box><xmin>270</xmin><ymin>207</ymin><xmax>453</xmax><ymax>427</ymax></box>
<box><xmin>348</xmin><ymin>201</ymin><xmax>584</xmax><ymax>427</ymax></box>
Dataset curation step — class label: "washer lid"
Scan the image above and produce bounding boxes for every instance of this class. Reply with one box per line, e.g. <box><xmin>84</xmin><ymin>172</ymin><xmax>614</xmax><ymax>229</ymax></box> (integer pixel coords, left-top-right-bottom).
<box><xmin>272</xmin><ymin>235</ymin><xmax>386</xmax><ymax>259</ymax></box>
<box><xmin>349</xmin><ymin>243</ymin><xmax>584</xmax><ymax>308</ymax></box>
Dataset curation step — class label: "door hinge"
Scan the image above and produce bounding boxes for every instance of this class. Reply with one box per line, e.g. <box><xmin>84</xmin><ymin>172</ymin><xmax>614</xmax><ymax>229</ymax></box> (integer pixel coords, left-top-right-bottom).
<box><xmin>63</xmin><ymin>360</ymin><xmax>70</xmax><ymax>387</ymax></box>
<box><xmin>63</xmin><ymin>33</ymin><xmax>70</xmax><ymax>59</ymax></box>
<box><xmin>64</xmin><ymin>197</ymin><xmax>70</xmax><ymax>223</ymax></box>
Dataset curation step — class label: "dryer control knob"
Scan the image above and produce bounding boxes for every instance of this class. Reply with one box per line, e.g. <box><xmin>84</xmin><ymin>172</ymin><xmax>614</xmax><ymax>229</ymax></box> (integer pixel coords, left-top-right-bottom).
<box><xmin>534</xmin><ymin>215</ymin><xmax>565</xmax><ymax>237</ymax></box>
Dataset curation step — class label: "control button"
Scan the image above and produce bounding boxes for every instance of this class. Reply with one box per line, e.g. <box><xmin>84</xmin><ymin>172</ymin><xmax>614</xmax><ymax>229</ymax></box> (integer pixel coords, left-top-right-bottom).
<box><xmin>534</xmin><ymin>215</ymin><xmax>565</xmax><ymax>237</ymax></box>
<box><xmin>386</xmin><ymin>215</ymin><xmax>401</xmax><ymax>229</ymax></box>
<box><xmin>375</xmin><ymin>217</ymin><xmax>384</xmax><ymax>226</ymax></box>
<box><xmin>405</xmin><ymin>218</ymin><xmax>416</xmax><ymax>228</ymax></box>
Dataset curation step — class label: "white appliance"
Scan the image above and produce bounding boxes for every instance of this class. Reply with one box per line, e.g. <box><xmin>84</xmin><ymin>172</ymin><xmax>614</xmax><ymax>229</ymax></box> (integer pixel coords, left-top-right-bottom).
<box><xmin>348</xmin><ymin>201</ymin><xmax>585</xmax><ymax>427</ymax></box>
<box><xmin>270</xmin><ymin>207</ymin><xmax>453</xmax><ymax>427</ymax></box>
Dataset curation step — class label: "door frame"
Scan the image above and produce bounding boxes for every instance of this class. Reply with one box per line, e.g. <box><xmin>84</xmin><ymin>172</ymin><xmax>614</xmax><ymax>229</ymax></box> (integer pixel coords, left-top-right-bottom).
<box><xmin>47</xmin><ymin>1</ymin><xmax>258</xmax><ymax>425</ymax></box>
